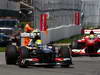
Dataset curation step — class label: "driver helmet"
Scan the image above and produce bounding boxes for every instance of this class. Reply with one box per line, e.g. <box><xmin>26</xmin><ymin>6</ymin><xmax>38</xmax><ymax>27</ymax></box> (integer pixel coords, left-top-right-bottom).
<box><xmin>89</xmin><ymin>34</ymin><xmax>95</xmax><ymax>39</ymax></box>
<box><xmin>35</xmin><ymin>39</ymin><xmax>42</xmax><ymax>44</ymax></box>
<box><xmin>35</xmin><ymin>39</ymin><xmax>42</xmax><ymax>48</ymax></box>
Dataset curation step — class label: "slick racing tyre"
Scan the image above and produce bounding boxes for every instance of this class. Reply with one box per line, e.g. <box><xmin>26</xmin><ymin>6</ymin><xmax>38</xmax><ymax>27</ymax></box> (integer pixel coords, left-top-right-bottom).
<box><xmin>5</xmin><ymin>45</ymin><xmax>18</xmax><ymax>65</ymax></box>
<box><xmin>85</xmin><ymin>46</ymin><xmax>98</xmax><ymax>57</ymax></box>
<box><xmin>59</xmin><ymin>46</ymin><xmax>71</xmax><ymax>58</ymax></box>
<box><xmin>18</xmin><ymin>47</ymin><xmax>29</xmax><ymax>68</ymax></box>
<box><xmin>71</xmin><ymin>41</ymin><xmax>78</xmax><ymax>49</ymax></box>
<box><xmin>59</xmin><ymin>46</ymin><xmax>72</xmax><ymax>67</ymax></box>
<box><xmin>72</xmin><ymin>41</ymin><xmax>85</xmax><ymax>49</ymax></box>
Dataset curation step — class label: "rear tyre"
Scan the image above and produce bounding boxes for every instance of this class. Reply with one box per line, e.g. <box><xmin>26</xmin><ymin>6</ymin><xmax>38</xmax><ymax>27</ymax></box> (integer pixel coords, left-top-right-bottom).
<box><xmin>59</xmin><ymin>46</ymin><xmax>72</xmax><ymax>67</ymax></box>
<box><xmin>86</xmin><ymin>46</ymin><xmax>98</xmax><ymax>57</ymax></box>
<box><xmin>72</xmin><ymin>41</ymin><xmax>85</xmax><ymax>49</ymax></box>
<box><xmin>18</xmin><ymin>47</ymin><xmax>29</xmax><ymax>68</ymax></box>
<box><xmin>71</xmin><ymin>41</ymin><xmax>78</xmax><ymax>49</ymax></box>
<box><xmin>5</xmin><ymin>45</ymin><xmax>18</xmax><ymax>65</ymax></box>
<box><xmin>59</xmin><ymin>46</ymin><xmax>71</xmax><ymax>58</ymax></box>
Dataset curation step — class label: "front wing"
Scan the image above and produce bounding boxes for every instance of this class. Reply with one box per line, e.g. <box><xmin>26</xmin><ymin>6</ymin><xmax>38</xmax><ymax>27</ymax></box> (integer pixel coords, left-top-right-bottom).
<box><xmin>19</xmin><ymin>57</ymin><xmax>72</xmax><ymax>66</ymax></box>
<box><xmin>72</xmin><ymin>48</ymin><xmax>100</xmax><ymax>56</ymax></box>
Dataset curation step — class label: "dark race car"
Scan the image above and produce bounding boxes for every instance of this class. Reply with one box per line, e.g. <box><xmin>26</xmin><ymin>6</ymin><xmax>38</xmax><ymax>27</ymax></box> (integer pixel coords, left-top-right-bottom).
<box><xmin>0</xmin><ymin>33</ymin><xmax>11</xmax><ymax>47</ymax></box>
<box><xmin>5</xmin><ymin>32</ymin><xmax>72</xmax><ymax>68</ymax></box>
<box><xmin>71</xmin><ymin>34</ymin><xmax>100</xmax><ymax>56</ymax></box>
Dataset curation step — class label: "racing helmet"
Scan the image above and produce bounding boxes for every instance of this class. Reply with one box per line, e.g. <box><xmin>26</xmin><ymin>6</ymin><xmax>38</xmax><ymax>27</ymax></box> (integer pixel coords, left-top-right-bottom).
<box><xmin>35</xmin><ymin>39</ymin><xmax>42</xmax><ymax>45</ymax></box>
<box><xmin>35</xmin><ymin>39</ymin><xmax>42</xmax><ymax>48</ymax></box>
<box><xmin>89</xmin><ymin>34</ymin><xmax>95</xmax><ymax>39</ymax></box>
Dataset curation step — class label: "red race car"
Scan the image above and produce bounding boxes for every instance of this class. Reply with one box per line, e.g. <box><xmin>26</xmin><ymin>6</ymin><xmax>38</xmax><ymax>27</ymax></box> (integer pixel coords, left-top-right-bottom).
<box><xmin>71</xmin><ymin>34</ymin><xmax>100</xmax><ymax>56</ymax></box>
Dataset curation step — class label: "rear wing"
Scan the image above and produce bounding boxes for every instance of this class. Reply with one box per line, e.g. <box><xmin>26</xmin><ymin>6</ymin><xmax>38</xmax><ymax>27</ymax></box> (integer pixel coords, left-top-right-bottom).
<box><xmin>84</xmin><ymin>29</ymin><xmax>100</xmax><ymax>34</ymax></box>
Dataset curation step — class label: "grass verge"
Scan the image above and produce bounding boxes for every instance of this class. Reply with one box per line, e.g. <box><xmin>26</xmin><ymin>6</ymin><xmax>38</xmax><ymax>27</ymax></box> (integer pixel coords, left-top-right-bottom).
<box><xmin>55</xmin><ymin>34</ymin><xmax>84</xmax><ymax>44</ymax></box>
<box><xmin>0</xmin><ymin>47</ymin><xmax>6</xmax><ymax>52</ymax></box>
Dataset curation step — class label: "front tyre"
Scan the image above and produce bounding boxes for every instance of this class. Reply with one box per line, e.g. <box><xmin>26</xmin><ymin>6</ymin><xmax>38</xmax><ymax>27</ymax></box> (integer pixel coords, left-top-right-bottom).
<box><xmin>59</xmin><ymin>46</ymin><xmax>72</xmax><ymax>67</ymax></box>
<box><xmin>18</xmin><ymin>47</ymin><xmax>29</xmax><ymax>68</ymax></box>
<box><xmin>5</xmin><ymin>45</ymin><xmax>18</xmax><ymax>65</ymax></box>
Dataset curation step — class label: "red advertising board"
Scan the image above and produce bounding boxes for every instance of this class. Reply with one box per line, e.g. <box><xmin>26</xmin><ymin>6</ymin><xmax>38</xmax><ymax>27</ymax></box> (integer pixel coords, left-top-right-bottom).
<box><xmin>40</xmin><ymin>14</ymin><xmax>48</xmax><ymax>31</ymax></box>
<box><xmin>75</xmin><ymin>12</ymin><xmax>80</xmax><ymax>25</ymax></box>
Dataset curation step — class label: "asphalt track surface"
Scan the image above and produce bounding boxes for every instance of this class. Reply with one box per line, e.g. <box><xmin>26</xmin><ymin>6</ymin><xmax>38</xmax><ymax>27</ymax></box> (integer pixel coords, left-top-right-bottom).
<box><xmin>0</xmin><ymin>52</ymin><xmax>100</xmax><ymax>75</ymax></box>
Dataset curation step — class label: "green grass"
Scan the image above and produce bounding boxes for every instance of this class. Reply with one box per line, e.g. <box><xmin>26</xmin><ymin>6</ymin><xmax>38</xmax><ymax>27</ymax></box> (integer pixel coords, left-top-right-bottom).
<box><xmin>0</xmin><ymin>47</ymin><xmax>6</xmax><ymax>52</ymax></box>
<box><xmin>55</xmin><ymin>34</ymin><xmax>84</xmax><ymax>44</ymax></box>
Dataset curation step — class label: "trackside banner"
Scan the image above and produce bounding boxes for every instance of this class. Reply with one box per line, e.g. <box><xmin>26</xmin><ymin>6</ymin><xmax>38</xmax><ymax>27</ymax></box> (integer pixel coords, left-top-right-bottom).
<box><xmin>74</xmin><ymin>12</ymin><xmax>80</xmax><ymax>25</ymax></box>
<box><xmin>40</xmin><ymin>14</ymin><xmax>48</xmax><ymax>31</ymax></box>
<box><xmin>84</xmin><ymin>29</ymin><xmax>100</xmax><ymax>34</ymax></box>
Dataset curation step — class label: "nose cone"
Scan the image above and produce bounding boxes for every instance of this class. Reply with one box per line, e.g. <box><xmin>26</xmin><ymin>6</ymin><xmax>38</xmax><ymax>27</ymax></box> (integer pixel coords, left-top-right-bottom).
<box><xmin>86</xmin><ymin>40</ymin><xmax>95</xmax><ymax>46</ymax></box>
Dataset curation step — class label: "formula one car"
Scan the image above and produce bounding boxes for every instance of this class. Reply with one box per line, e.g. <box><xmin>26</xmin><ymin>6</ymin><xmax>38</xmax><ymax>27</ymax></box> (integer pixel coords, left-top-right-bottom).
<box><xmin>0</xmin><ymin>33</ymin><xmax>11</xmax><ymax>47</ymax></box>
<box><xmin>5</xmin><ymin>31</ymin><xmax>72</xmax><ymax>68</ymax></box>
<box><xmin>71</xmin><ymin>34</ymin><xmax>100</xmax><ymax>56</ymax></box>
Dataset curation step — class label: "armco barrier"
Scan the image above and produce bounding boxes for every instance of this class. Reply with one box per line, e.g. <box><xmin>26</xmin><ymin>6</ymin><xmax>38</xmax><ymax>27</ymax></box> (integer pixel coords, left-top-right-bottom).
<box><xmin>41</xmin><ymin>25</ymin><xmax>81</xmax><ymax>44</ymax></box>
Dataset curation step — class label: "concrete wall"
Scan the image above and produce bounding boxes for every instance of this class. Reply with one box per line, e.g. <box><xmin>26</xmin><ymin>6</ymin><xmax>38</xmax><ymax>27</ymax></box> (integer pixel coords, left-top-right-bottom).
<box><xmin>7</xmin><ymin>1</ymin><xmax>20</xmax><ymax>10</ymax></box>
<box><xmin>33</xmin><ymin>0</ymin><xmax>81</xmax><ymax>28</ymax></box>
<box><xmin>41</xmin><ymin>25</ymin><xmax>81</xmax><ymax>44</ymax></box>
<box><xmin>33</xmin><ymin>0</ymin><xmax>81</xmax><ymax>11</ymax></box>
<box><xmin>81</xmin><ymin>0</ymin><xmax>100</xmax><ymax>26</ymax></box>
<box><xmin>0</xmin><ymin>0</ymin><xmax>20</xmax><ymax>10</ymax></box>
<box><xmin>33</xmin><ymin>0</ymin><xmax>82</xmax><ymax>44</ymax></box>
